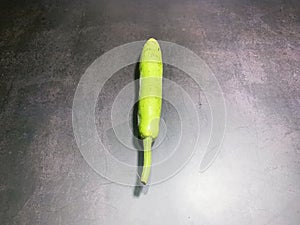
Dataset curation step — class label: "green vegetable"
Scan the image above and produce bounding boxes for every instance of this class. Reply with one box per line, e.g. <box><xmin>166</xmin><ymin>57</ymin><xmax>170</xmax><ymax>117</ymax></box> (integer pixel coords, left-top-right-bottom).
<box><xmin>138</xmin><ymin>38</ymin><xmax>163</xmax><ymax>184</ymax></box>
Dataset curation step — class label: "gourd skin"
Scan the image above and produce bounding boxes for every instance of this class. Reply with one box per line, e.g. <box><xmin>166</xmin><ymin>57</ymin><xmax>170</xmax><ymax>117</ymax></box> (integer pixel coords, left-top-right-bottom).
<box><xmin>138</xmin><ymin>38</ymin><xmax>163</xmax><ymax>139</ymax></box>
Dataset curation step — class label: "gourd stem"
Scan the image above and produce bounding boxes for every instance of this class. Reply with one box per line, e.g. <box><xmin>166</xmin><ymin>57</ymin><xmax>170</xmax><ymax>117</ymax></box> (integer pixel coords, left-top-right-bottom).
<box><xmin>141</xmin><ymin>137</ymin><xmax>152</xmax><ymax>184</ymax></box>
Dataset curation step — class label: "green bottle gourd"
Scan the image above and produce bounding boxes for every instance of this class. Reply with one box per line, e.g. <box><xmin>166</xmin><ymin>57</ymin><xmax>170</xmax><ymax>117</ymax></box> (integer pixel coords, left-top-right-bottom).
<box><xmin>138</xmin><ymin>38</ymin><xmax>163</xmax><ymax>184</ymax></box>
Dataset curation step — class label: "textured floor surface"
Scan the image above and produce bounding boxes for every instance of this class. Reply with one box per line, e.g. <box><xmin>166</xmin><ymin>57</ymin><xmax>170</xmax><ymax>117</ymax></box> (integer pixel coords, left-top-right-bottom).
<box><xmin>0</xmin><ymin>0</ymin><xmax>299</xmax><ymax>224</ymax></box>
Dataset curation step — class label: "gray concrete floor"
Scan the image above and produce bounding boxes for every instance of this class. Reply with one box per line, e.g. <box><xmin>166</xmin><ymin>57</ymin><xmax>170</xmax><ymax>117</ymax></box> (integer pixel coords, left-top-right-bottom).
<box><xmin>1</xmin><ymin>0</ymin><xmax>300</xmax><ymax>224</ymax></box>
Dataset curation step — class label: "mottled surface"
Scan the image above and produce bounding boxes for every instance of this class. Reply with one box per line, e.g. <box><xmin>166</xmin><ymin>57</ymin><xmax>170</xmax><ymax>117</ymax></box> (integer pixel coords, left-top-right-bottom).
<box><xmin>0</xmin><ymin>0</ymin><xmax>299</xmax><ymax>224</ymax></box>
